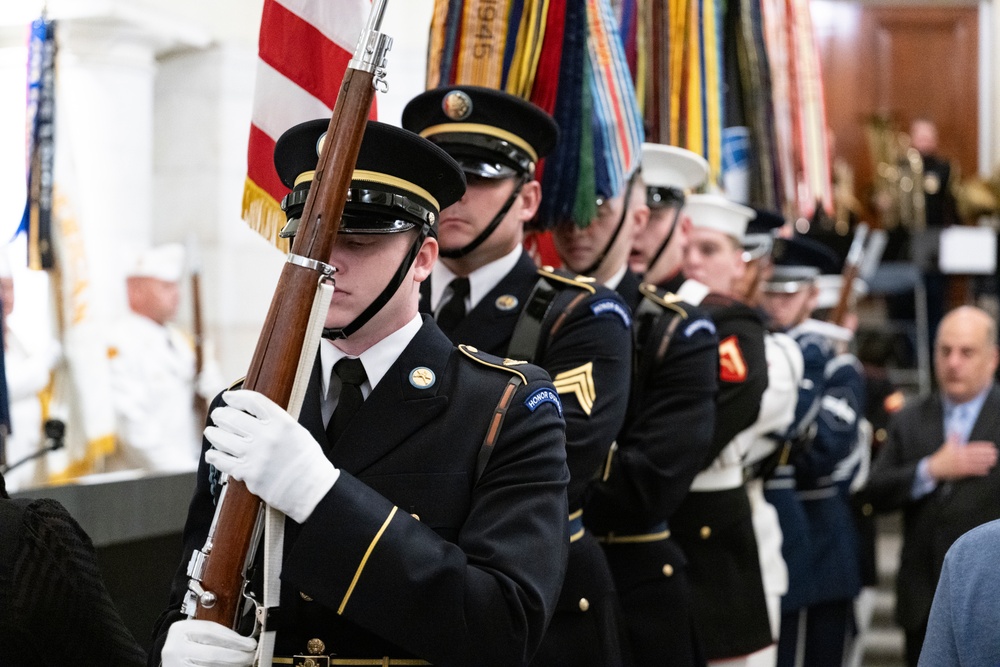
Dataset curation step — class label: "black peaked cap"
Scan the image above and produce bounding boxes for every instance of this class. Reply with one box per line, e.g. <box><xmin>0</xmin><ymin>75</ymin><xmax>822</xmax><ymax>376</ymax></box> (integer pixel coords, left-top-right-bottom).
<box><xmin>274</xmin><ymin>119</ymin><xmax>467</xmax><ymax>216</ymax></box>
<box><xmin>771</xmin><ymin>234</ymin><xmax>842</xmax><ymax>275</ymax></box>
<box><xmin>401</xmin><ymin>85</ymin><xmax>558</xmax><ymax>175</ymax></box>
<box><xmin>747</xmin><ymin>208</ymin><xmax>786</xmax><ymax>236</ymax></box>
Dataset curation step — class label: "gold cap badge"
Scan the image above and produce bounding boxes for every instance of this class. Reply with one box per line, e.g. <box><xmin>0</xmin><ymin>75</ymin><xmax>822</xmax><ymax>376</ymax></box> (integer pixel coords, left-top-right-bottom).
<box><xmin>442</xmin><ymin>90</ymin><xmax>473</xmax><ymax>121</ymax></box>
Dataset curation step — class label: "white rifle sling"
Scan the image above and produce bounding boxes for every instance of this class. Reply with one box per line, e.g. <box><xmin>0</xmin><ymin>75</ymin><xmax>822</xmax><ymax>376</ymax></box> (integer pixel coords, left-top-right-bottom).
<box><xmin>256</xmin><ymin>278</ymin><xmax>335</xmax><ymax>666</ymax></box>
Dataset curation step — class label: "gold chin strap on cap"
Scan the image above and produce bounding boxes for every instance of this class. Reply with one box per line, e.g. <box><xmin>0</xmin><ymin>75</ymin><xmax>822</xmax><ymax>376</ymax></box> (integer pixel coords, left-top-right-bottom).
<box><xmin>418</xmin><ymin>122</ymin><xmax>538</xmax><ymax>163</ymax></box>
<box><xmin>292</xmin><ymin>169</ymin><xmax>439</xmax><ymax>213</ymax></box>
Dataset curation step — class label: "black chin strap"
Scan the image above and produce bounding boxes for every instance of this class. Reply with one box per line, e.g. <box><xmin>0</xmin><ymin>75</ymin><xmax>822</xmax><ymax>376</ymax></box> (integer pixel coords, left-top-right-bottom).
<box><xmin>323</xmin><ymin>225</ymin><xmax>430</xmax><ymax>340</ymax></box>
<box><xmin>645</xmin><ymin>199</ymin><xmax>685</xmax><ymax>277</ymax></box>
<box><xmin>581</xmin><ymin>172</ymin><xmax>638</xmax><ymax>277</ymax></box>
<box><xmin>440</xmin><ymin>174</ymin><xmax>530</xmax><ymax>259</ymax></box>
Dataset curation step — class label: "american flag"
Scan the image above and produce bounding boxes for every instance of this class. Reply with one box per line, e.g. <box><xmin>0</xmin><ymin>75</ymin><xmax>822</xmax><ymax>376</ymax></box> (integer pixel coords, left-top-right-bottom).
<box><xmin>242</xmin><ymin>0</ymin><xmax>377</xmax><ymax>251</ymax></box>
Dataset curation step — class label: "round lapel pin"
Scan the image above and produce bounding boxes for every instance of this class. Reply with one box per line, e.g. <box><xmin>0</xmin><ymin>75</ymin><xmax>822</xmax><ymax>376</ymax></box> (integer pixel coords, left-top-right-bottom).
<box><xmin>495</xmin><ymin>294</ymin><xmax>519</xmax><ymax>311</ymax></box>
<box><xmin>409</xmin><ymin>367</ymin><xmax>436</xmax><ymax>389</ymax></box>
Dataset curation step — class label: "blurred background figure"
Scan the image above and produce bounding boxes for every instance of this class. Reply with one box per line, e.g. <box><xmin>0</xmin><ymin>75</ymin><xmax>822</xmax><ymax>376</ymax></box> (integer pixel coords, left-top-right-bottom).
<box><xmin>106</xmin><ymin>243</ymin><xmax>222</xmax><ymax>473</ymax></box>
<box><xmin>908</xmin><ymin>118</ymin><xmax>959</xmax><ymax>341</ymax></box>
<box><xmin>867</xmin><ymin>305</ymin><xmax>1000</xmax><ymax>666</ymax></box>
<box><xmin>0</xmin><ymin>251</ymin><xmax>62</xmax><ymax>492</ymax></box>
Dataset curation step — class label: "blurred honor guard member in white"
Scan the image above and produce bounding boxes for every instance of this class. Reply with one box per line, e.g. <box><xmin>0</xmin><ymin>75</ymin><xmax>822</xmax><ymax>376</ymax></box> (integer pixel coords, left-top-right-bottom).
<box><xmin>0</xmin><ymin>254</ymin><xmax>61</xmax><ymax>492</ymax></box>
<box><xmin>108</xmin><ymin>244</ymin><xmax>222</xmax><ymax>473</ymax></box>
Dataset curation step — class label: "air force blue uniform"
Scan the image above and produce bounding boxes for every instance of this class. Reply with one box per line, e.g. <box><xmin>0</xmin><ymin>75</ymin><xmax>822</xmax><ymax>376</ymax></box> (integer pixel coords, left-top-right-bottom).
<box><xmin>769</xmin><ymin>324</ymin><xmax>866</xmax><ymax>667</ymax></box>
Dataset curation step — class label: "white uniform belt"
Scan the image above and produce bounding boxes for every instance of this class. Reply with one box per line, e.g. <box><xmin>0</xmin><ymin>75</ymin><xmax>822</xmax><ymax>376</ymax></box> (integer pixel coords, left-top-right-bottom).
<box><xmin>690</xmin><ymin>464</ymin><xmax>744</xmax><ymax>491</ymax></box>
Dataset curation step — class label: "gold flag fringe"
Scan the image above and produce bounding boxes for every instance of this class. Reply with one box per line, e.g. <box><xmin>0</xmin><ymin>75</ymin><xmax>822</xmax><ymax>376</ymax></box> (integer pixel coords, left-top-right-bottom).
<box><xmin>242</xmin><ymin>177</ymin><xmax>291</xmax><ymax>254</ymax></box>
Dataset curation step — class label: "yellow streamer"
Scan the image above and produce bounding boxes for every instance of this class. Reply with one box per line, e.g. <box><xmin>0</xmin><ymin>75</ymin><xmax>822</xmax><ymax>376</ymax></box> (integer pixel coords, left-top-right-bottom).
<box><xmin>668</xmin><ymin>0</ymin><xmax>688</xmax><ymax>145</ymax></box>
<box><xmin>426</xmin><ymin>0</ymin><xmax>452</xmax><ymax>89</ymax></box>
<box><xmin>456</xmin><ymin>0</ymin><xmax>512</xmax><ymax>87</ymax></box>
<box><xmin>685</xmin><ymin>1</ymin><xmax>703</xmax><ymax>156</ymax></box>
<box><xmin>703</xmin><ymin>0</ymin><xmax>722</xmax><ymax>179</ymax></box>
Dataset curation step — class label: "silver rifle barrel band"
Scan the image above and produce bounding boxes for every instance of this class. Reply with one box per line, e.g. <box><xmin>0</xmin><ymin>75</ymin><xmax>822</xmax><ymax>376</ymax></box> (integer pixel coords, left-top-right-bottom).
<box><xmin>349</xmin><ymin>0</ymin><xmax>391</xmax><ymax>73</ymax></box>
<box><xmin>286</xmin><ymin>254</ymin><xmax>336</xmax><ymax>277</ymax></box>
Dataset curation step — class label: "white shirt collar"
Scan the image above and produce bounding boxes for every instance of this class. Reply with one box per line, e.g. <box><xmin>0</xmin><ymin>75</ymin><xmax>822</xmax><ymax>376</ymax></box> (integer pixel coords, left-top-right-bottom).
<box><xmin>430</xmin><ymin>245</ymin><xmax>524</xmax><ymax>312</ymax></box>
<box><xmin>320</xmin><ymin>313</ymin><xmax>423</xmax><ymax>401</ymax></box>
<box><xmin>603</xmin><ymin>264</ymin><xmax>629</xmax><ymax>291</ymax></box>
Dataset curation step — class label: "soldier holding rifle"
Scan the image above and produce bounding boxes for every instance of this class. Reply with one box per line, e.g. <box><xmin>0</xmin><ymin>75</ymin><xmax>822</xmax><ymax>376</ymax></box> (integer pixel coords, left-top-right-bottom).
<box><xmin>151</xmin><ymin>120</ymin><xmax>571</xmax><ymax>666</ymax></box>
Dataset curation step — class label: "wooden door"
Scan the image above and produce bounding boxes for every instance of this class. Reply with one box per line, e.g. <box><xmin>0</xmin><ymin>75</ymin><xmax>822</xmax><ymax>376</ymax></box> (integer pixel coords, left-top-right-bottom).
<box><xmin>811</xmin><ymin>2</ymin><xmax>979</xmax><ymax>227</ymax></box>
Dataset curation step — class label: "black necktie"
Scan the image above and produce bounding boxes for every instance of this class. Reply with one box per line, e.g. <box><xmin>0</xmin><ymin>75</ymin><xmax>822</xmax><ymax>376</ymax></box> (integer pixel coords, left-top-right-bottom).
<box><xmin>436</xmin><ymin>277</ymin><xmax>470</xmax><ymax>334</ymax></box>
<box><xmin>326</xmin><ymin>358</ymin><xmax>367</xmax><ymax>446</ymax></box>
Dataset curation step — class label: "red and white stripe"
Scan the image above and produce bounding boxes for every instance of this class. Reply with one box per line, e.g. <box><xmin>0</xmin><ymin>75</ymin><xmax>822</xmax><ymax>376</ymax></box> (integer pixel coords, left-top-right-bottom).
<box><xmin>243</xmin><ymin>0</ymin><xmax>376</xmax><ymax>245</ymax></box>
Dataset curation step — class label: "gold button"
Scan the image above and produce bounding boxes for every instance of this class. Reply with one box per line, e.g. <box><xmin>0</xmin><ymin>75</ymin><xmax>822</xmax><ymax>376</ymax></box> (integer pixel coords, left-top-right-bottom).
<box><xmin>862</xmin><ymin>503</ymin><xmax>874</xmax><ymax>517</ymax></box>
<box><xmin>306</xmin><ymin>637</ymin><xmax>326</xmax><ymax>654</ymax></box>
<box><xmin>700</xmin><ymin>526</ymin><xmax>712</xmax><ymax>539</ymax></box>
<box><xmin>876</xmin><ymin>428</ymin><xmax>888</xmax><ymax>443</ymax></box>
<box><xmin>411</xmin><ymin>513</ymin><xmax>421</xmax><ymax>521</ymax></box>
<box><xmin>578</xmin><ymin>597</ymin><xmax>590</xmax><ymax>612</ymax></box>
<box><xmin>299</xmin><ymin>591</ymin><xmax>314</xmax><ymax>602</ymax></box>
<box><xmin>662</xmin><ymin>564</ymin><xmax>674</xmax><ymax>577</ymax></box>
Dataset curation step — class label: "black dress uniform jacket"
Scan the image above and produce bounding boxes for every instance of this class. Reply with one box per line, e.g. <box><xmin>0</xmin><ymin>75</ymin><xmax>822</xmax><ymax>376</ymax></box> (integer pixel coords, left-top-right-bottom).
<box><xmin>422</xmin><ymin>249</ymin><xmax>633</xmax><ymax>667</ymax></box>
<box><xmin>867</xmin><ymin>384</ymin><xmax>1000</xmax><ymax>635</ymax></box>
<box><xmin>586</xmin><ymin>274</ymin><xmax>717</xmax><ymax>666</ymax></box>
<box><xmin>665</xmin><ymin>276</ymin><xmax>772</xmax><ymax>660</ymax></box>
<box><xmin>151</xmin><ymin>318</ymin><xmax>570</xmax><ymax>667</ymax></box>
<box><xmin>0</xmin><ymin>496</ymin><xmax>147</xmax><ymax>665</ymax></box>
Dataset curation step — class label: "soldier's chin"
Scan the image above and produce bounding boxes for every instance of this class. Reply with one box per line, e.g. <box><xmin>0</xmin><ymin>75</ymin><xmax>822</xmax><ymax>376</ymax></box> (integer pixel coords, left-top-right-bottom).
<box><xmin>324</xmin><ymin>312</ymin><xmax>358</xmax><ymax>330</ymax></box>
<box><xmin>628</xmin><ymin>255</ymin><xmax>648</xmax><ymax>274</ymax></box>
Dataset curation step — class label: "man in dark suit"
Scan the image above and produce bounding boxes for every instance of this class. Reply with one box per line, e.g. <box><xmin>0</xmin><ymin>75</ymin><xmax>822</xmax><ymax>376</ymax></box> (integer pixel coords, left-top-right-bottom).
<box><xmin>402</xmin><ymin>85</ymin><xmax>633</xmax><ymax>667</ymax></box>
<box><xmin>867</xmin><ymin>305</ymin><xmax>1000</xmax><ymax>666</ymax></box>
<box><xmin>151</xmin><ymin>120</ymin><xmax>571</xmax><ymax>666</ymax></box>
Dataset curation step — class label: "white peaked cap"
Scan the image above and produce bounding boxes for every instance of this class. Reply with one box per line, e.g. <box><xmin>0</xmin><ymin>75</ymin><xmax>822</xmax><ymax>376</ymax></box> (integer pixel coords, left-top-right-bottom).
<box><xmin>683</xmin><ymin>193</ymin><xmax>755</xmax><ymax>241</ymax></box>
<box><xmin>640</xmin><ymin>143</ymin><xmax>709</xmax><ymax>190</ymax></box>
<box><xmin>815</xmin><ymin>274</ymin><xmax>868</xmax><ymax>310</ymax></box>
<box><xmin>128</xmin><ymin>243</ymin><xmax>186</xmax><ymax>282</ymax></box>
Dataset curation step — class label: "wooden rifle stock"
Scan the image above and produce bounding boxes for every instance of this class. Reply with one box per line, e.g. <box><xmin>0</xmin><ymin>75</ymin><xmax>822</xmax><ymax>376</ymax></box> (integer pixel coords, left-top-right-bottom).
<box><xmin>187</xmin><ymin>1</ymin><xmax>391</xmax><ymax>629</ymax></box>
<box><xmin>829</xmin><ymin>224</ymin><xmax>868</xmax><ymax>327</ymax></box>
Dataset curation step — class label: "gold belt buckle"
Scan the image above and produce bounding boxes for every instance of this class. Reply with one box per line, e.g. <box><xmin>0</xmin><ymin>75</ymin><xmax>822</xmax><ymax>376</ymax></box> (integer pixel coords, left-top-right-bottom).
<box><xmin>293</xmin><ymin>639</ymin><xmax>330</xmax><ymax>667</ymax></box>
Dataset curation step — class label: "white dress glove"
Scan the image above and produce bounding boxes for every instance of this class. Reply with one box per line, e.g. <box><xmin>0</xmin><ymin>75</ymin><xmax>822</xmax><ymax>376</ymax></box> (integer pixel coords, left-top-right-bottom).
<box><xmin>161</xmin><ymin>619</ymin><xmax>257</xmax><ymax>667</ymax></box>
<box><xmin>205</xmin><ymin>389</ymin><xmax>340</xmax><ymax>523</ymax></box>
